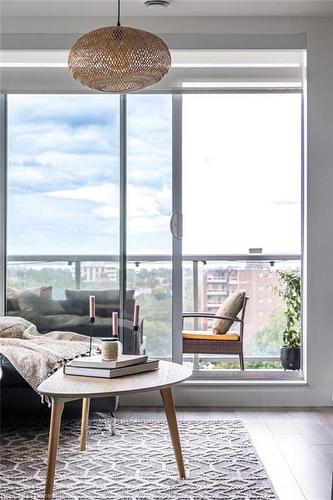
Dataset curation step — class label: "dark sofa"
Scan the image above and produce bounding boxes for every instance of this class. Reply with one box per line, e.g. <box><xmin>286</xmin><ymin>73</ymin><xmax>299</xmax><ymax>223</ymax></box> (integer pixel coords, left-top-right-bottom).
<box><xmin>6</xmin><ymin>287</ymin><xmax>141</xmax><ymax>352</ymax></box>
<box><xmin>1</xmin><ymin>287</ymin><xmax>142</xmax><ymax>418</ymax></box>
<box><xmin>0</xmin><ymin>355</ymin><xmax>119</xmax><ymax>418</ymax></box>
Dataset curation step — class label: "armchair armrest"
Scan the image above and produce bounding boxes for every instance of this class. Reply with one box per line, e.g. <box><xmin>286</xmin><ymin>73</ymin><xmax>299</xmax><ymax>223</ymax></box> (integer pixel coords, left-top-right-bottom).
<box><xmin>182</xmin><ymin>312</ymin><xmax>241</xmax><ymax>323</ymax></box>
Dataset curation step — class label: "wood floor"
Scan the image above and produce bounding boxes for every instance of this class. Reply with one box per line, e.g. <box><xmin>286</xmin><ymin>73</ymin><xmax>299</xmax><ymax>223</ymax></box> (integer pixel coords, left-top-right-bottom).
<box><xmin>114</xmin><ymin>406</ymin><xmax>333</xmax><ymax>500</ymax></box>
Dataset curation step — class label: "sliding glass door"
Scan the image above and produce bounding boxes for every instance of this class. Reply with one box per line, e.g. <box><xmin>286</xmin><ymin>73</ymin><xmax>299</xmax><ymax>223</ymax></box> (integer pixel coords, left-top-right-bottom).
<box><xmin>182</xmin><ymin>92</ymin><xmax>302</xmax><ymax>371</ymax></box>
<box><xmin>6</xmin><ymin>94</ymin><xmax>175</xmax><ymax>360</ymax></box>
<box><xmin>7</xmin><ymin>95</ymin><xmax>120</xmax><ymax>337</ymax></box>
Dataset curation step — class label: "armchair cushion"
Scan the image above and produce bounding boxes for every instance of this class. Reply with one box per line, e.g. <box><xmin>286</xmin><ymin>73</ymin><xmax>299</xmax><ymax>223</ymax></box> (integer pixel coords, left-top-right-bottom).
<box><xmin>212</xmin><ymin>290</ymin><xmax>246</xmax><ymax>334</ymax></box>
<box><xmin>183</xmin><ymin>331</ymin><xmax>240</xmax><ymax>341</ymax></box>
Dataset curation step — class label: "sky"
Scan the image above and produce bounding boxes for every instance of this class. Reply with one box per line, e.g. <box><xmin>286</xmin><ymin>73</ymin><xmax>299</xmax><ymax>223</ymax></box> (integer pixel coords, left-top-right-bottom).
<box><xmin>7</xmin><ymin>93</ymin><xmax>301</xmax><ymax>258</ymax></box>
<box><xmin>182</xmin><ymin>93</ymin><xmax>302</xmax><ymax>255</ymax></box>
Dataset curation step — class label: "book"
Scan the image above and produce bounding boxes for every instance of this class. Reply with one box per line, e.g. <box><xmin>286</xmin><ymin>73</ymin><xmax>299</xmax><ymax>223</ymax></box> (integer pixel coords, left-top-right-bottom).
<box><xmin>63</xmin><ymin>359</ymin><xmax>159</xmax><ymax>379</ymax></box>
<box><xmin>69</xmin><ymin>354</ymin><xmax>148</xmax><ymax>369</ymax></box>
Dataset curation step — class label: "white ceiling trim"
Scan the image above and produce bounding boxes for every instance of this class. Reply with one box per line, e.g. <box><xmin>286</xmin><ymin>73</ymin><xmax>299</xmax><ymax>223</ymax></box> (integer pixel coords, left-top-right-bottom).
<box><xmin>0</xmin><ymin>49</ymin><xmax>303</xmax><ymax>66</ymax></box>
<box><xmin>0</xmin><ymin>48</ymin><xmax>305</xmax><ymax>93</ymax></box>
<box><xmin>0</xmin><ymin>33</ymin><xmax>307</xmax><ymax>51</ymax></box>
<box><xmin>2</xmin><ymin>0</ymin><xmax>333</xmax><ymax>18</ymax></box>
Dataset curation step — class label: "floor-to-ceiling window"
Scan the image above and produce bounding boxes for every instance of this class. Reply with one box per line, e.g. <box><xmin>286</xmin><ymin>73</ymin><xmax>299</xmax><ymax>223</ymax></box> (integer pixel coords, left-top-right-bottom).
<box><xmin>4</xmin><ymin>62</ymin><xmax>304</xmax><ymax>377</ymax></box>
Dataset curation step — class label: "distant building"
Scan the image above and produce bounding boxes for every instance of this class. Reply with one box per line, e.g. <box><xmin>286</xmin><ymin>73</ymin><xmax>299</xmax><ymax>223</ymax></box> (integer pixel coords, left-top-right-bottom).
<box><xmin>73</xmin><ymin>262</ymin><xmax>118</xmax><ymax>284</ymax></box>
<box><xmin>202</xmin><ymin>268</ymin><xmax>239</xmax><ymax>314</ymax></box>
<box><xmin>238</xmin><ymin>265</ymin><xmax>282</xmax><ymax>339</ymax></box>
<box><xmin>202</xmin><ymin>263</ymin><xmax>282</xmax><ymax>339</ymax></box>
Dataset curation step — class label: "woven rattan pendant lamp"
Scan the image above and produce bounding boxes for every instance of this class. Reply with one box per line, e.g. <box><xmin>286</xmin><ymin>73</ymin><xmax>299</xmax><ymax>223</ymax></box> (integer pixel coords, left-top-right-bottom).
<box><xmin>68</xmin><ymin>0</ymin><xmax>171</xmax><ymax>93</ymax></box>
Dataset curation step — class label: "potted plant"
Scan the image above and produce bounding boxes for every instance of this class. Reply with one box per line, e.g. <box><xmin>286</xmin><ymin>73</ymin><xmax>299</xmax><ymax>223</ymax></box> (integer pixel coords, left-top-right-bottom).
<box><xmin>274</xmin><ymin>271</ymin><xmax>301</xmax><ymax>370</ymax></box>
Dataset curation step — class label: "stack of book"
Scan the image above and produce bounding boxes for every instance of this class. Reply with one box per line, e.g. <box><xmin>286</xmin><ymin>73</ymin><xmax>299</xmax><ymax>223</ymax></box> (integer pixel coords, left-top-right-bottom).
<box><xmin>63</xmin><ymin>354</ymin><xmax>159</xmax><ymax>379</ymax></box>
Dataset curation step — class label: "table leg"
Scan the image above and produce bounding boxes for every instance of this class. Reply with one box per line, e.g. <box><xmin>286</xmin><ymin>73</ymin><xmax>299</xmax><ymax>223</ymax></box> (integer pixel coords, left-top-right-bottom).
<box><xmin>160</xmin><ymin>387</ymin><xmax>186</xmax><ymax>479</ymax></box>
<box><xmin>80</xmin><ymin>397</ymin><xmax>90</xmax><ymax>451</ymax></box>
<box><xmin>45</xmin><ymin>400</ymin><xmax>65</xmax><ymax>500</ymax></box>
<box><xmin>110</xmin><ymin>412</ymin><xmax>117</xmax><ymax>436</ymax></box>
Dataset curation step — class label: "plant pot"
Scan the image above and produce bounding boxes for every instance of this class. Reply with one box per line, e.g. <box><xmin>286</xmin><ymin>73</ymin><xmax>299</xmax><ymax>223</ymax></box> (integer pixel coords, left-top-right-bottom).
<box><xmin>280</xmin><ymin>346</ymin><xmax>300</xmax><ymax>370</ymax></box>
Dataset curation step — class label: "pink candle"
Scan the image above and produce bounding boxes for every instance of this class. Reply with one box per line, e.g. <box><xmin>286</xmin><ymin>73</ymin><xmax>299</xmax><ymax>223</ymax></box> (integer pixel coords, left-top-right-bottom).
<box><xmin>112</xmin><ymin>312</ymin><xmax>118</xmax><ymax>337</ymax></box>
<box><xmin>133</xmin><ymin>304</ymin><xmax>139</xmax><ymax>328</ymax></box>
<box><xmin>89</xmin><ymin>295</ymin><xmax>96</xmax><ymax>318</ymax></box>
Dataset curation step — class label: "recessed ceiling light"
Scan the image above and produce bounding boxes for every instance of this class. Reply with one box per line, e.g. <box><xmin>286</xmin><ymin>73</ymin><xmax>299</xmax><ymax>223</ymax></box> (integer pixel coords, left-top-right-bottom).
<box><xmin>144</xmin><ymin>0</ymin><xmax>170</xmax><ymax>7</ymax></box>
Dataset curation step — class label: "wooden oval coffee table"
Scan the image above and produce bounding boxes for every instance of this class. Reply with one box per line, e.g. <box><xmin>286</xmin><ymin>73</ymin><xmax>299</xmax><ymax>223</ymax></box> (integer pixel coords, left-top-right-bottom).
<box><xmin>38</xmin><ymin>360</ymin><xmax>192</xmax><ymax>500</ymax></box>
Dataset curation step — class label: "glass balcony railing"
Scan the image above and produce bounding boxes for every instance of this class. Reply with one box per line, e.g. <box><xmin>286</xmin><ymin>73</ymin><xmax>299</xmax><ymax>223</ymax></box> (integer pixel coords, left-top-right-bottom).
<box><xmin>6</xmin><ymin>253</ymin><xmax>301</xmax><ymax>370</ymax></box>
<box><xmin>183</xmin><ymin>254</ymin><xmax>301</xmax><ymax>371</ymax></box>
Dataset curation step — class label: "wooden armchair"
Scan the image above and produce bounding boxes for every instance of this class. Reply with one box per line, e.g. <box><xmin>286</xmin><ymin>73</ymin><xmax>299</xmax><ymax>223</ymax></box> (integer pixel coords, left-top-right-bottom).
<box><xmin>182</xmin><ymin>295</ymin><xmax>249</xmax><ymax>370</ymax></box>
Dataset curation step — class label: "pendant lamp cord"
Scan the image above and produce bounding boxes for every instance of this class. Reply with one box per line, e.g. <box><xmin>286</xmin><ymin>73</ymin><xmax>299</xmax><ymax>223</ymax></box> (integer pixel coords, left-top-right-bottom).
<box><xmin>117</xmin><ymin>0</ymin><xmax>121</xmax><ymax>26</ymax></box>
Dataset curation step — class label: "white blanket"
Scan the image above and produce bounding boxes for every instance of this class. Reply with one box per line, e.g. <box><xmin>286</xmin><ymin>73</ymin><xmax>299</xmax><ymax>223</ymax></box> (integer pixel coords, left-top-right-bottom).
<box><xmin>0</xmin><ymin>316</ymin><xmax>99</xmax><ymax>395</ymax></box>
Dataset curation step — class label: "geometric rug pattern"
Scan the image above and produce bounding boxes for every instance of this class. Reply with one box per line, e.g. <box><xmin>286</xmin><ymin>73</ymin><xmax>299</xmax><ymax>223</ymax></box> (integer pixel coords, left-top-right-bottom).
<box><xmin>1</xmin><ymin>419</ymin><xmax>277</xmax><ymax>499</ymax></box>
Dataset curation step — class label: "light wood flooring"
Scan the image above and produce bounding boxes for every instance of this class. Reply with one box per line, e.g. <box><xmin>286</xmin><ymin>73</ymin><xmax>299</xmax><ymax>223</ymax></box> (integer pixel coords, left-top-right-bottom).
<box><xmin>114</xmin><ymin>406</ymin><xmax>333</xmax><ymax>500</ymax></box>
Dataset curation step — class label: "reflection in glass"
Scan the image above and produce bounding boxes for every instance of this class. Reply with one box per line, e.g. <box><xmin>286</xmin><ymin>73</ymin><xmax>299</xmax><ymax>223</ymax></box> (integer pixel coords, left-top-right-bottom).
<box><xmin>7</xmin><ymin>95</ymin><xmax>120</xmax><ymax>338</ymax></box>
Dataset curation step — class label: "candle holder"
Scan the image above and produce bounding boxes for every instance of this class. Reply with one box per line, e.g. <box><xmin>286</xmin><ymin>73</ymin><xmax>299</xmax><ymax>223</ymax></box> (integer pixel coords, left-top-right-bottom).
<box><xmin>89</xmin><ymin>316</ymin><xmax>95</xmax><ymax>356</ymax></box>
<box><xmin>133</xmin><ymin>324</ymin><xmax>139</xmax><ymax>355</ymax></box>
<box><xmin>133</xmin><ymin>304</ymin><xmax>140</xmax><ymax>355</ymax></box>
<box><xmin>112</xmin><ymin>311</ymin><xmax>119</xmax><ymax>338</ymax></box>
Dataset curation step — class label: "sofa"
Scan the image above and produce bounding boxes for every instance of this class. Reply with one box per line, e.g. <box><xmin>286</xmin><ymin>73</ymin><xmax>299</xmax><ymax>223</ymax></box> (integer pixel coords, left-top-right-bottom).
<box><xmin>0</xmin><ymin>356</ymin><xmax>119</xmax><ymax>418</ymax></box>
<box><xmin>6</xmin><ymin>286</ymin><xmax>141</xmax><ymax>352</ymax></box>
<box><xmin>1</xmin><ymin>287</ymin><xmax>143</xmax><ymax>418</ymax></box>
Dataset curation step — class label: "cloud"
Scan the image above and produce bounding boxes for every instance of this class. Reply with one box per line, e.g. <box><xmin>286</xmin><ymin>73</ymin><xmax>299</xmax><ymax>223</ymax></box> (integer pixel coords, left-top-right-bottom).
<box><xmin>46</xmin><ymin>182</ymin><xmax>171</xmax><ymax>220</ymax></box>
<box><xmin>8</xmin><ymin>94</ymin><xmax>119</xmax><ymax>128</ymax></box>
<box><xmin>271</xmin><ymin>200</ymin><xmax>299</xmax><ymax>206</ymax></box>
<box><xmin>7</xmin><ymin>192</ymin><xmax>119</xmax><ymax>255</ymax></box>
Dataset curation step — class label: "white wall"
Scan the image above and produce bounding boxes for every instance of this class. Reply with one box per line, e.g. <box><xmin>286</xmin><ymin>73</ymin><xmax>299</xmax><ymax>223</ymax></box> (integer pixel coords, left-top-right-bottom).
<box><xmin>2</xmin><ymin>15</ymin><xmax>333</xmax><ymax>405</ymax></box>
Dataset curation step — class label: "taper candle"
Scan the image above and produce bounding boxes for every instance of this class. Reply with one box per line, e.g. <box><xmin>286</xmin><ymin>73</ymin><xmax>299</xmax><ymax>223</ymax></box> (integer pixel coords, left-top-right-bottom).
<box><xmin>133</xmin><ymin>304</ymin><xmax>139</xmax><ymax>328</ymax></box>
<box><xmin>112</xmin><ymin>312</ymin><xmax>118</xmax><ymax>336</ymax></box>
<box><xmin>89</xmin><ymin>295</ymin><xmax>96</xmax><ymax>318</ymax></box>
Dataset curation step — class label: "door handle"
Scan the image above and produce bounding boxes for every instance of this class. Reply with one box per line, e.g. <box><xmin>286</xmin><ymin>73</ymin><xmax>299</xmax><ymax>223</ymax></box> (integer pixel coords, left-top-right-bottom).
<box><xmin>170</xmin><ymin>211</ymin><xmax>183</xmax><ymax>240</ymax></box>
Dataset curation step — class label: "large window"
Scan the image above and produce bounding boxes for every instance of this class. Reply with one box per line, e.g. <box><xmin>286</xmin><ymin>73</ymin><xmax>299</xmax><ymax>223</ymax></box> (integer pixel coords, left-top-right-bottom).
<box><xmin>4</xmin><ymin>86</ymin><xmax>303</xmax><ymax>375</ymax></box>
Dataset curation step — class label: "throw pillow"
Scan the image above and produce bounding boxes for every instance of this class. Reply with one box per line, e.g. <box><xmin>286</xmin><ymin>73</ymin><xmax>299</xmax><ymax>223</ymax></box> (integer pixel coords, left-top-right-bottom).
<box><xmin>212</xmin><ymin>290</ymin><xmax>246</xmax><ymax>334</ymax></box>
<box><xmin>65</xmin><ymin>289</ymin><xmax>135</xmax><ymax>315</ymax></box>
<box><xmin>7</xmin><ymin>286</ymin><xmax>53</xmax><ymax>312</ymax></box>
<box><xmin>17</xmin><ymin>292</ymin><xmax>65</xmax><ymax>316</ymax></box>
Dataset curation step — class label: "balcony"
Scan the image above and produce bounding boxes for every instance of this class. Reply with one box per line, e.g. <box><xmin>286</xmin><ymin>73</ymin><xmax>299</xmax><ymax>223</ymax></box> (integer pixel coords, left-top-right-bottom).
<box><xmin>7</xmin><ymin>253</ymin><xmax>301</xmax><ymax>375</ymax></box>
<box><xmin>206</xmin><ymin>277</ymin><xmax>228</xmax><ymax>283</ymax></box>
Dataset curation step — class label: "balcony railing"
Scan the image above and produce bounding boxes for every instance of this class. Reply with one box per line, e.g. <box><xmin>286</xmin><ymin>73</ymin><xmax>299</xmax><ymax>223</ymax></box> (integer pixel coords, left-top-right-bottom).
<box><xmin>7</xmin><ymin>253</ymin><xmax>301</xmax><ymax>369</ymax></box>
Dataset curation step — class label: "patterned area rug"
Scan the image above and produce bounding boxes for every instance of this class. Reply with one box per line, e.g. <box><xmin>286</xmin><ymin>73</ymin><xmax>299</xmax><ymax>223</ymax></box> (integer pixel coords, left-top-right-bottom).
<box><xmin>1</xmin><ymin>418</ymin><xmax>277</xmax><ymax>499</ymax></box>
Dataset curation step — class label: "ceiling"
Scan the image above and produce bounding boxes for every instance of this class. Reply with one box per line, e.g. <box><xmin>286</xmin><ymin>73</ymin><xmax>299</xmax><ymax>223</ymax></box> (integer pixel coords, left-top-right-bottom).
<box><xmin>2</xmin><ymin>0</ymin><xmax>333</xmax><ymax>17</ymax></box>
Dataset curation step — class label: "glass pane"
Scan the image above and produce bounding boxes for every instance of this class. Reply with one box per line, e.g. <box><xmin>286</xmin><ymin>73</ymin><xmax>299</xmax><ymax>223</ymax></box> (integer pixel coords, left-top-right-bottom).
<box><xmin>127</xmin><ymin>95</ymin><xmax>172</xmax><ymax>359</ymax></box>
<box><xmin>183</xmin><ymin>93</ymin><xmax>302</xmax><ymax>255</ymax></box>
<box><xmin>183</xmin><ymin>259</ymin><xmax>300</xmax><ymax>370</ymax></box>
<box><xmin>7</xmin><ymin>95</ymin><xmax>120</xmax><ymax>338</ymax></box>
<box><xmin>182</xmin><ymin>93</ymin><xmax>302</xmax><ymax>370</ymax></box>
